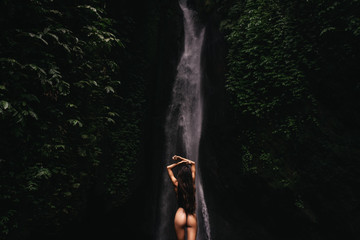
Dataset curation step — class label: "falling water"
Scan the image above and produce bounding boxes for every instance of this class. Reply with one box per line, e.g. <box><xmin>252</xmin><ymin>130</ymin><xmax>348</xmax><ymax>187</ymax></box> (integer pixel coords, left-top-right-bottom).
<box><xmin>156</xmin><ymin>0</ymin><xmax>211</xmax><ymax>239</ymax></box>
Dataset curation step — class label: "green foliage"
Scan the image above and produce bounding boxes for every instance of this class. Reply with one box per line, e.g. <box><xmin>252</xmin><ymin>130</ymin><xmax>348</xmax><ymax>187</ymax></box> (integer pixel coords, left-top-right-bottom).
<box><xmin>0</xmin><ymin>0</ymin><xmax>146</xmax><ymax>238</ymax></box>
<box><xmin>220</xmin><ymin>0</ymin><xmax>360</xmax><ymax>227</ymax></box>
<box><xmin>220</xmin><ymin>0</ymin><xmax>318</xmax><ymax>187</ymax></box>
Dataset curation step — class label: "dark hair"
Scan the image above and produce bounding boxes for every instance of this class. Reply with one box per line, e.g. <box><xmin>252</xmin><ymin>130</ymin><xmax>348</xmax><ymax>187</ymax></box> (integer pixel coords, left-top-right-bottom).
<box><xmin>177</xmin><ymin>164</ymin><xmax>195</xmax><ymax>214</ymax></box>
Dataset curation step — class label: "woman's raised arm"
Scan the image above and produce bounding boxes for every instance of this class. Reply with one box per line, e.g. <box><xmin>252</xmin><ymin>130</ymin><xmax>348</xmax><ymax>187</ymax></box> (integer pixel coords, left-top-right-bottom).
<box><xmin>167</xmin><ymin>159</ymin><xmax>187</xmax><ymax>187</ymax></box>
<box><xmin>172</xmin><ymin>155</ymin><xmax>196</xmax><ymax>183</ymax></box>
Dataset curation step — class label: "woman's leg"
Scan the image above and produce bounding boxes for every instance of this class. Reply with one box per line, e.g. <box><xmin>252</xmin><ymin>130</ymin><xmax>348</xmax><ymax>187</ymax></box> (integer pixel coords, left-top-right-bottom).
<box><xmin>186</xmin><ymin>214</ymin><xmax>197</xmax><ymax>240</ymax></box>
<box><xmin>174</xmin><ymin>208</ymin><xmax>186</xmax><ymax>240</ymax></box>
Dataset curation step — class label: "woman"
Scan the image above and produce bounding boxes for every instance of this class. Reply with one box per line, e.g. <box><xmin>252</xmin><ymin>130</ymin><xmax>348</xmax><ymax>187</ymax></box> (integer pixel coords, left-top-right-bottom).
<box><xmin>167</xmin><ymin>155</ymin><xmax>197</xmax><ymax>240</ymax></box>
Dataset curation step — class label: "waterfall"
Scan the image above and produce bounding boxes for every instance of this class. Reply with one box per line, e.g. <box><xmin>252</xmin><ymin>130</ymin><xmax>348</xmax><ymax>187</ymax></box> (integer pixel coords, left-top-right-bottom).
<box><xmin>156</xmin><ymin>0</ymin><xmax>211</xmax><ymax>239</ymax></box>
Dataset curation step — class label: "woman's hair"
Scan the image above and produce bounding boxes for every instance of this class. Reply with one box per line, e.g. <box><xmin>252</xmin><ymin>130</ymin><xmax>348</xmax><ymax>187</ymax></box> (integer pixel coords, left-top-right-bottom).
<box><xmin>177</xmin><ymin>164</ymin><xmax>195</xmax><ymax>214</ymax></box>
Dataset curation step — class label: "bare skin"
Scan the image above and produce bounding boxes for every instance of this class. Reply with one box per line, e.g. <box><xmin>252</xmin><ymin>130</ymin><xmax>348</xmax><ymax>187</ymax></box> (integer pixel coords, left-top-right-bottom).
<box><xmin>167</xmin><ymin>155</ymin><xmax>197</xmax><ymax>240</ymax></box>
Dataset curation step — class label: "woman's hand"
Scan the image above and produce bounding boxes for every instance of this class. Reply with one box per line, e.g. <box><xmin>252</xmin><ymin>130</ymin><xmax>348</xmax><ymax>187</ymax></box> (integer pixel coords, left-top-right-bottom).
<box><xmin>172</xmin><ymin>155</ymin><xmax>184</xmax><ymax>161</ymax></box>
<box><xmin>172</xmin><ymin>155</ymin><xmax>194</xmax><ymax>165</ymax></box>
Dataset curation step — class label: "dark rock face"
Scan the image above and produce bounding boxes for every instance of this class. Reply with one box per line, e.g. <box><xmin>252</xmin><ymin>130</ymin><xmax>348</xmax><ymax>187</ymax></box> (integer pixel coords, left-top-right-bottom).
<box><xmin>144</xmin><ymin>0</ymin><xmax>184</xmax><ymax>238</ymax></box>
<box><xmin>200</xmin><ymin>9</ymin><xmax>239</xmax><ymax>240</ymax></box>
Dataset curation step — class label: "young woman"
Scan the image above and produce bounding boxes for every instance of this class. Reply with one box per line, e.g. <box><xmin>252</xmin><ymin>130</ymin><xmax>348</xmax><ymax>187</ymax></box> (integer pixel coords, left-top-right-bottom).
<box><xmin>167</xmin><ymin>155</ymin><xmax>197</xmax><ymax>240</ymax></box>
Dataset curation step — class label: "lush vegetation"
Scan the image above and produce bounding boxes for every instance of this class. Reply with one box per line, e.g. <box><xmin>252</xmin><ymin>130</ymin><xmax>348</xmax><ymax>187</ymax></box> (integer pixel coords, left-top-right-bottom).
<box><xmin>0</xmin><ymin>0</ymin><xmax>146</xmax><ymax>238</ymax></box>
<box><xmin>216</xmin><ymin>0</ymin><xmax>360</xmax><ymax>237</ymax></box>
<box><xmin>1</xmin><ymin>0</ymin><xmax>360</xmax><ymax>239</ymax></box>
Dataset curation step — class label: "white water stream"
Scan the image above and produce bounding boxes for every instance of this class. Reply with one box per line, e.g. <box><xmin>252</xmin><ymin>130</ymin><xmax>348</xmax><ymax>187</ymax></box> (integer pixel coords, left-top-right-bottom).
<box><xmin>156</xmin><ymin>0</ymin><xmax>211</xmax><ymax>239</ymax></box>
